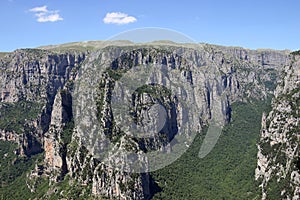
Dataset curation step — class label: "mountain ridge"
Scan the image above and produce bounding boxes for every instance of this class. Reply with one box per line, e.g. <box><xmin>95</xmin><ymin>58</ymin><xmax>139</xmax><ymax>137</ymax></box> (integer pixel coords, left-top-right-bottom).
<box><xmin>0</xmin><ymin>42</ymin><xmax>298</xmax><ymax>199</ymax></box>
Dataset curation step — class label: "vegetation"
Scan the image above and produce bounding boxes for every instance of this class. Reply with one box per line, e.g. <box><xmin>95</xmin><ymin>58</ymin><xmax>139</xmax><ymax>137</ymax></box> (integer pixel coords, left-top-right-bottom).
<box><xmin>0</xmin><ymin>141</ymin><xmax>44</xmax><ymax>199</ymax></box>
<box><xmin>0</xmin><ymin>140</ymin><xmax>93</xmax><ymax>199</ymax></box>
<box><xmin>263</xmin><ymin>69</ymin><xmax>278</xmax><ymax>91</ymax></box>
<box><xmin>0</xmin><ymin>101</ymin><xmax>41</xmax><ymax>134</ymax></box>
<box><xmin>38</xmin><ymin>175</ymin><xmax>94</xmax><ymax>200</ymax></box>
<box><xmin>291</xmin><ymin>50</ymin><xmax>300</xmax><ymax>56</ymax></box>
<box><xmin>151</xmin><ymin>99</ymin><xmax>272</xmax><ymax>199</ymax></box>
<box><xmin>106</xmin><ymin>68</ymin><xmax>127</xmax><ymax>81</ymax></box>
<box><xmin>61</xmin><ymin>120</ymin><xmax>74</xmax><ymax>145</ymax></box>
<box><xmin>136</xmin><ymin>84</ymin><xmax>171</xmax><ymax>98</ymax></box>
<box><xmin>266</xmin><ymin>172</ymin><xmax>294</xmax><ymax>200</ymax></box>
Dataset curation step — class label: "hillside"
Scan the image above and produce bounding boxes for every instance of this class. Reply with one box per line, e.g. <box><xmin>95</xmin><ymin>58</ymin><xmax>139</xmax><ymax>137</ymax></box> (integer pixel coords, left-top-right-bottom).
<box><xmin>0</xmin><ymin>41</ymin><xmax>298</xmax><ymax>199</ymax></box>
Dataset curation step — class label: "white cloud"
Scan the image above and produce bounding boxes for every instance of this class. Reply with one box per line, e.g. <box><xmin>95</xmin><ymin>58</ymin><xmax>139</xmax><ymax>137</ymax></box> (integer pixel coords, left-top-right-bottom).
<box><xmin>103</xmin><ymin>12</ymin><xmax>137</xmax><ymax>25</ymax></box>
<box><xmin>36</xmin><ymin>13</ymin><xmax>63</xmax><ymax>23</ymax></box>
<box><xmin>29</xmin><ymin>6</ymin><xmax>48</xmax><ymax>13</ymax></box>
<box><xmin>29</xmin><ymin>5</ymin><xmax>63</xmax><ymax>22</ymax></box>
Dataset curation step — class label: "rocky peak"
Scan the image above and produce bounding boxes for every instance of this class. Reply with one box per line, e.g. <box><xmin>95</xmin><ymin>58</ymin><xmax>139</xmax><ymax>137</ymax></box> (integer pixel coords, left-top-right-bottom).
<box><xmin>255</xmin><ymin>52</ymin><xmax>300</xmax><ymax>200</ymax></box>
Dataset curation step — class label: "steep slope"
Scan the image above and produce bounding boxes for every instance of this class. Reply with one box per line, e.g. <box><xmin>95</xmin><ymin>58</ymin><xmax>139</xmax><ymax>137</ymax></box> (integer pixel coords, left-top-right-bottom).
<box><xmin>256</xmin><ymin>51</ymin><xmax>300</xmax><ymax>199</ymax></box>
<box><xmin>0</xmin><ymin>42</ymin><xmax>291</xmax><ymax>199</ymax></box>
<box><xmin>0</xmin><ymin>49</ymin><xmax>86</xmax><ymax>156</ymax></box>
<box><xmin>151</xmin><ymin>99</ymin><xmax>272</xmax><ymax>199</ymax></box>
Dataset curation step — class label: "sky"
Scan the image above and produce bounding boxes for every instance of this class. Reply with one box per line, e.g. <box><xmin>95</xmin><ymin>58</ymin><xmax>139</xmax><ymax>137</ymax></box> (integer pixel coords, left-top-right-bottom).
<box><xmin>0</xmin><ymin>0</ymin><xmax>299</xmax><ymax>52</ymax></box>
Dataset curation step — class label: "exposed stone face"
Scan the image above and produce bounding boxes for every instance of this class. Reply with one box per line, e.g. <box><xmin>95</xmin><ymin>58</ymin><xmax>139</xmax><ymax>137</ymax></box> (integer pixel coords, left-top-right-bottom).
<box><xmin>0</xmin><ymin>43</ymin><xmax>293</xmax><ymax>199</ymax></box>
<box><xmin>255</xmin><ymin>54</ymin><xmax>300</xmax><ymax>200</ymax></box>
<box><xmin>0</xmin><ymin>49</ymin><xmax>85</xmax><ymax>103</ymax></box>
<box><xmin>44</xmin><ymin>88</ymin><xmax>74</xmax><ymax>183</ymax></box>
<box><xmin>69</xmin><ymin>45</ymin><xmax>289</xmax><ymax>199</ymax></box>
<box><xmin>0</xmin><ymin>130</ymin><xmax>19</xmax><ymax>141</ymax></box>
<box><xmin>0</xmin><ymin>49</ymin><xmax>86</xmax><ymax>158</ymax></box>
<box><xmin>44</xmin><ymin>135</ymin><xmax>62</xmax><ymax>169</ymax></box>
<box><xmin>90</xmin><ymin>163</ymin><xmax>150</xmax><ymax>199</ymax></box>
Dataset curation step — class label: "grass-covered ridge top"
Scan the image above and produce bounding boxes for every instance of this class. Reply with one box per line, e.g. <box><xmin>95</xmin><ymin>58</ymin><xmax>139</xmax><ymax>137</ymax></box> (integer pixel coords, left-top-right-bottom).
<box><xmin>0</xmin><ymin>52</ymin><xmax>9</xmax><ymax>58</ymax></box>
<box><xmin>36</xmin><ymin>40</ymin><xmax>291</xmax><ymax>54</ymax></box>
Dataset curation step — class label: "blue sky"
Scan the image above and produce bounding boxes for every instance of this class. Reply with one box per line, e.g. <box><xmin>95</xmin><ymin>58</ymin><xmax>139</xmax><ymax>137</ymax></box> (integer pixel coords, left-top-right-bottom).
<box><xmin>0</xmin><ymin>0</ymin><xmax>299</xmax><ymax>52</ymax></box>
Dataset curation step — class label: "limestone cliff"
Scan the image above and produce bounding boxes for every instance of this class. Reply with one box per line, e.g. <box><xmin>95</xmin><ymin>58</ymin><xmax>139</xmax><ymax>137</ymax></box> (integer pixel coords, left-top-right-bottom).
<box><xmin>0</xmin><ymin>42</ymin><xmax>292</xmax><ymax>199</ymax></box>
<box><xmin>0</xmin><ymin>49</ymin><xmax>85</xmax><ymax>157</ymax></box>
<box><xmin>256</xmin><ymin>52</ymin><xmax>300</xmax><ymax>199</ymax></box>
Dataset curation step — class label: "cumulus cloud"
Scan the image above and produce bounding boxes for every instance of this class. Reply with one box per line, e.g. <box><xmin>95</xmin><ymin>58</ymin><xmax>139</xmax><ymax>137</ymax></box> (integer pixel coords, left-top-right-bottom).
<box><xmin>103</xmin><ymin>12</ymin><xmax>137</xmax><ymax>25</ymax></box>
<box><xmin>29</xmin><ymin>6</ymin><xmax>48</xmax><ymax>13</ymax></box>
<box><xmin>29</xmin><ymin>5</ymin><xmax>63</xmax><ymax>22</ymax></box>
<box><xmin>36</xmin><ymin>13</ymin><xmax>63</xmax><ymax>23</ymax></box>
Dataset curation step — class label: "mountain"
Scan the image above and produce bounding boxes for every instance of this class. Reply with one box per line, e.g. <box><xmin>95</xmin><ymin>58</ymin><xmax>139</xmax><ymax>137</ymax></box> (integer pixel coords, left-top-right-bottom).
<box><xmin>256</xmin><ymin>51</ymin><xmax>300</xmax><ymax>200</ymax></box>
<box><xmin>0</xmin><ymin>41</ymin><xmax>298</xmax><ymax>199</ymax></box>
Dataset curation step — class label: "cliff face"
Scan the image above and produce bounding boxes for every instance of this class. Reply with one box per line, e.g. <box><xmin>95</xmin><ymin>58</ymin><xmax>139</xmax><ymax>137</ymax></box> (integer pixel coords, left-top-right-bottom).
<box><xmin>256</xmin><ymin>52</ymin><xmax>300</xmax><ymax>200</ymax></box>
<box><xmin>0</xmin><ymin>49</ymin><xmax>85</xmax><ymax>103</ymax></box>
<box><xmin>0</xmin><ymin>49</ymin><xmax>86</xmax><ymax>157</ymax></box>
<box><xmin>0</xmin><ymin>42</ymin><xmax>292</xmax><ymax>199</ymax></box>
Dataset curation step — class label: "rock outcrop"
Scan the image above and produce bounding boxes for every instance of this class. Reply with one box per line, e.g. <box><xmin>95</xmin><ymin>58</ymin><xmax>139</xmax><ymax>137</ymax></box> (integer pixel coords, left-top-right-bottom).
<box><xmin>256</xmin><ymin>52</ymin><xmax>300</xmax><ymax>199</ymax></box>
<box><xmin>0</xmin><ymin>42</ymin><xmax>292</xmax><ymax>199</ymax></box>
